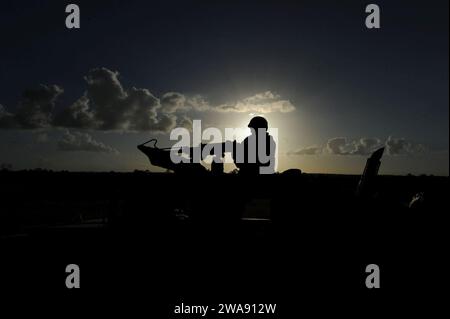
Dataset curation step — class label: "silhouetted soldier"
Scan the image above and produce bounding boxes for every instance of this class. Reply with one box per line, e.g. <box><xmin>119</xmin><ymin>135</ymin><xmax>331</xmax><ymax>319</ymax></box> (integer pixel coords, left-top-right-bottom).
<box><xmin>232</xmin><ymin>116</ymin><xmax>276</xmax><ymax>176</ymax></box>
<box><xmin>137</xmin><ymin>116</ymin><xmax>276</xmax><ymax>176</ymax></box>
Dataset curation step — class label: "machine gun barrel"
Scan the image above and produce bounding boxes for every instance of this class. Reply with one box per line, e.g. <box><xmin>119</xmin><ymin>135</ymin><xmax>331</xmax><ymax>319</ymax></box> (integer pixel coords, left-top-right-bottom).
<box><xmin>178</xmin><ymin>140</ymin><xmax>236</xmax><ymax>159</ymax></box>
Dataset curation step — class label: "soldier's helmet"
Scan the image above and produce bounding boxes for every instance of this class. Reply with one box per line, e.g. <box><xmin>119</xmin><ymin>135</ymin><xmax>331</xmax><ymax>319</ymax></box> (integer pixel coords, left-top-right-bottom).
<box><xmin>248</xmin><ymin>116</ymin><xmax>268</xmax><ymax>131</ymax></box>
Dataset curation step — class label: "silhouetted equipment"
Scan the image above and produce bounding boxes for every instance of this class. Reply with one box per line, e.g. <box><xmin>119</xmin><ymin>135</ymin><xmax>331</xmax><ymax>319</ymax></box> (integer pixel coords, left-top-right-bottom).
<box><xmin>211</xmin><ymin>156</ymin><xmax>225</xmax><ymax>175</ymax></box>
<box><xmin>409</xmin><ymin>192</ymin><xmax>425</xmax><ymax>209</ymax></box>
<box><xmin>138</xmin><ymin>116</ymin><xmax>276</xmax><ymax>176</ymax></box>
<box><xmin>281</xmin><ymin>168</ymin><xmax>302</xmax><ymax>176</ymax></box>
<box><xmin>137</xmin><ymin>133</ymin><xmax>276</xmax><ymax>175</ymax></box>
<box><xmin>137</xmin><ymin>139</ymin><xmax>207</xmax><ymax>174</ymax></box>
<box><xmin>137</xmin><ymin>138</ymin><xmax>242</xmax><ymax>174</ymax></box>
<box><xmin>356</xmin><ymin>147</ymin><xmax>385</xmax><ymax>197</ymax></box>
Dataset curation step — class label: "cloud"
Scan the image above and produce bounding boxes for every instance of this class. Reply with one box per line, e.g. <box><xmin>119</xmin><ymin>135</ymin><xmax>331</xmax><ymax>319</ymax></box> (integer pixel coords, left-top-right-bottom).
<box><xmin>57</xmin><ymin>130</ymin><xmax>118</xmax><ymax>154</ymax></box>
<box><xmin>0</xmin><ymin>104</ymin><xmax>17</xmax><ymax>128</ymax></box>
<box><xmin>52</xmin><ymin>68</ymin><xmax>187</xmax><ymax>132</ymax></box>
<box><xmin>386</xmin><ymin>136</ymin><xmax>425</xmax><ymax>155</ymax></box>
<box><xmin>82</xmin><ymin>67</ymin><xmax>128</xmax><ymax>129</ymax></box>
<box><xmin>159</xmin><ymin>91</ymin><xmax>296</xmax><ymax>114</ymax></box>
<box><xmin>81</xmin><ymin>68</ymin><xmax>163</xmax><ymax>131</ymax></box>
<box><xmin>326</xmin><ymin>137</ymin><xmax>351</xmax><ymax>155</ymax></box>
<box><xmin>350</xmin><ymin>138</ymin><xmax>382</xmax><ymax>155</ymax></box>
<box><xmin>35</xmin><ymin>132</ymin><xmax>49</xmax><ymax>143</ymax></box>
<box><xmin>177</xmin><ymin>115</ymin><xmax>193</xmax><ymax>130</ymax></box>
<box><xmin>186</xmin><ymin>95</ymin><xmax>210</xmax><ymax>112</ymax></box>
<box><xmin>15</xmin><ymin>84</ymin><xmax>64</xmax><ymax>129</ymax></box>
<box><xmin>161</xmin><ymin>92</ymin><xmax>187</xmax><ymax>113</ymax></box>
<box><xmin>0</xmin><ymin>68</ymin><xmax>170</xmax><ymax>132</ymax></box>
<box><xmin>160</xmin><ymin>91</ymin><xmax>296</xmax><ymax>115</ymax></box>
<box><xmin>0</xmin><ymin>85</ymin><xmax>63</xmax><ymax>129</ymax></box>
<box><xmin>53</xmin><ymin>96</ymin><xmax>97</xmax><ymax>129</ymax></box>
<box><xmin>216</xmin><ymin>91</ymin><xmax>295</xmax><ymax>113</ymax></box>
<box><xmin>326</xmin><ymin>137</ymin><xmax>383</xmax><ymax>155</ymax></box>
<box><xmin>149</xmin><ymin>113</ymin><xmax>177</xmax><ymax>132</ymax></box>
<box><xmin>288</xmin><ymin>146</ymin><xmax>322</xmax><ymax>155</ymax></box>
<box><xmin>125</xmin><ymin>87</ymin><xmax>162</xmax><ymax>131</ymax></box>
<box><xmin>0</xmin><ymin>68</ymin><xmax>295</xmax><ymax>132</ymax></box>
<box><xmin>291</xmin><ymin>137</ymin><xmax>424</xmax><ymax>156</ymax></box>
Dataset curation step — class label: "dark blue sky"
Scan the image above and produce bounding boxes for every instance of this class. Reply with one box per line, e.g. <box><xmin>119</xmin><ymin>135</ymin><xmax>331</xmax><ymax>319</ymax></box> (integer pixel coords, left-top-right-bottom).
<box><xmin>0</xmin><ymin>0</ymin><xmax>448</xmax><ymax>174</ymax></box>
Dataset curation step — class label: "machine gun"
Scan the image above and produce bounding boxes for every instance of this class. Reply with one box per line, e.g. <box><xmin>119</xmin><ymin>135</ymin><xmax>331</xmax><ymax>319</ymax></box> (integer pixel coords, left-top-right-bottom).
<box><xmin>137</xmin><ymin>139</ymin><xmax>233</xmax><ymax>174</ymax></box>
